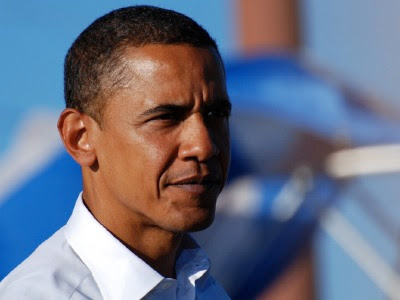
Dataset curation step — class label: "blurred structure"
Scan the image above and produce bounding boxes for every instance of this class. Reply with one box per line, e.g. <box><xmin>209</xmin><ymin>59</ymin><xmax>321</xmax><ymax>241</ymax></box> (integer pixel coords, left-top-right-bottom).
<box><xmin>205</xmin><ymin>1</ymin><xmax>321</xmax><ymax>299</ymax></box>
<box><xmin>237</xmin><ymin>0</ymin><xmax>300</xmax><ymax>54</ymax></box>
<box><xmin>197</xmin><ymin>1</ymin><xmax>400</xmax><ymax>299</ymax></box>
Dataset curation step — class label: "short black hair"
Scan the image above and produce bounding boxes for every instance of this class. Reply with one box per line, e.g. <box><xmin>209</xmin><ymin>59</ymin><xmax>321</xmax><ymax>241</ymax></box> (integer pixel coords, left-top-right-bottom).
<box><xmin>64</xmin><ymin>5</ymin><xmax>221</xmax><ymax>123</ymax></box>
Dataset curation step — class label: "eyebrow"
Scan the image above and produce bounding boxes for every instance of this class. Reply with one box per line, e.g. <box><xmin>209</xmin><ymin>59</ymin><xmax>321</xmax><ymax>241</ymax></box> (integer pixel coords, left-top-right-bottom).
<box><xmin>140</xmin><ymin>98</ymin><xmax>232</xmax><ymax>118</ymax></box>
<box><xmin>139</xmin><ymin>104</ymin><xmax>190</xmax><ymax>118</ymax></box>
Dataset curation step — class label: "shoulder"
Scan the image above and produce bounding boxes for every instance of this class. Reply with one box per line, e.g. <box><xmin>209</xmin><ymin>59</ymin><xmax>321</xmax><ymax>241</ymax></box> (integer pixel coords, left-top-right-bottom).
<box><xmin>0</xmin><ymin>227</ymin><xmax>102</xmax><ymax>300</ymax></box>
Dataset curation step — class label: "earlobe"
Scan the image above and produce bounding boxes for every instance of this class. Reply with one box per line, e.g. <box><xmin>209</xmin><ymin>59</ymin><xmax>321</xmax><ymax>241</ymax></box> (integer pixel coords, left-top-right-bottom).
<box><xmin>57</xmin><ymin>108</ymin><xmax>97</xmax><ymax>167</ymax></box>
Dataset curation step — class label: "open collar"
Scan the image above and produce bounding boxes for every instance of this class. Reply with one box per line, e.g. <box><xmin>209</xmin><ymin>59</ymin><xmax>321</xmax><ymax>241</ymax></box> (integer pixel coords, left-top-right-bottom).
<box><xmin>64</xmin><ymin>193</ymin><xmax>163</xmax><ymax>300</ymax></box>
<box><xmin>64</xmin><ymin>193</ymin><xmax>212</xmax><ymax>300</ymax></box>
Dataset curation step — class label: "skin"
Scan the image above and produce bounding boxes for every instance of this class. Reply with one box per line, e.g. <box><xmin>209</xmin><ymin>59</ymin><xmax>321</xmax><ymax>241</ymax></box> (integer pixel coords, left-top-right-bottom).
<box><xmin>58</xmin><ymin>44</ymin><xmax>231</xmax><ymax>278</ymax></box>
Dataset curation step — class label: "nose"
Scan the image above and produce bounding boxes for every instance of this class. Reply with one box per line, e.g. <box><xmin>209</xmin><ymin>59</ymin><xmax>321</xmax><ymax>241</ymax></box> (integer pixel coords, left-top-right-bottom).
<box><xmin>178</xmin><ymin>113</ymin><xmax>219</xmax><ymax>162</ymax></box>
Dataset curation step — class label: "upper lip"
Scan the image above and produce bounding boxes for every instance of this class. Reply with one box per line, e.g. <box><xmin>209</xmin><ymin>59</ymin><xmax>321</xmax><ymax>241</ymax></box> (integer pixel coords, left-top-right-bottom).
<box><xmin>168</xmin><ymin>173</ymin><xmax>221</xmax><ymax>185</ymax></box>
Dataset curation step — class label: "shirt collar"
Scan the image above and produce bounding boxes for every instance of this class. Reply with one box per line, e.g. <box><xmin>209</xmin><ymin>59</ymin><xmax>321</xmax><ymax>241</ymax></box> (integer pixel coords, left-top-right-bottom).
<box><xmin>64</xmin><ymin>193</ymin><xmax>211</xmax><ymax>300</ymax></box>
<box><xmin>176</xmin><ymin>235</ymin><xmax>211</xmax><ymax>288</ymax></box>
<box><xmin>64</xmin><ymin>193</ymin><xmax>163</xmax><ymax>300</ymax></box>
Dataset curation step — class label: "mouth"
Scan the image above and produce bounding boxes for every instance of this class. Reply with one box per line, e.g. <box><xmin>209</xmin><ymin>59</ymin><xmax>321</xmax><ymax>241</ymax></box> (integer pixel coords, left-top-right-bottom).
<box><xmin>166</xmin><ymin>174</ymin><xmax>222</xmax><ymax>195</ymax></box>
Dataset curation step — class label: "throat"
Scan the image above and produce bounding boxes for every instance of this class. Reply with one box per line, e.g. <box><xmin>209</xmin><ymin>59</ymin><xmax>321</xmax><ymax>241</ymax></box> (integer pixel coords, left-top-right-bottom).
<box><xmin>122</xmin><ymin>228</ymin><xmax>184</xmax><ymax>278</ymax></box>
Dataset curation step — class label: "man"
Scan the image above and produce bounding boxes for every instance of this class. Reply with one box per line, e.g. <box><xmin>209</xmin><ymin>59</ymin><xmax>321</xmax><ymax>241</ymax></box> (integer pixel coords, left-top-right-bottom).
<box><xmin>0</xmin><ymin>5</ymin><xmax>231</xmax><ymax>299</ymax></box>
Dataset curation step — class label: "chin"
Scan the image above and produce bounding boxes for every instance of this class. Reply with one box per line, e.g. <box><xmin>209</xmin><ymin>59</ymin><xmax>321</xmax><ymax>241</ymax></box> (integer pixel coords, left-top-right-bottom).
<box><xmin>167</xmin><ymin>207</ymin><xmax>216</xmax><ymax>233</ymax></box>
<box><xmin>186</xmin><ymin>214</ymin><xmax>215</xmax><ymax>232</ymax></box>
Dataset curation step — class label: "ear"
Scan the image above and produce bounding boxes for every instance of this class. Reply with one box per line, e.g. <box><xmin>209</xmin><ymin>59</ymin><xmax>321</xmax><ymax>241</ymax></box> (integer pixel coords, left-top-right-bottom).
<box><xmin>57</xmin><ymin>108</ymin><xmax>98</xmax><ymax>167</ymax></box>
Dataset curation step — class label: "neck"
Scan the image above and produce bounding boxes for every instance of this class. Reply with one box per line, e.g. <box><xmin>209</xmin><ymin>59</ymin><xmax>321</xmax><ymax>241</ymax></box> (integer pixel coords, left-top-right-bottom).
<box><xmin>123</xmin><ymin>228</ymin><xmax>184</xmax><ymax>278</ymax></box>
<box><xmin>82</xmin><ymin>185</ymin><xmax>184</xmax><ymax>278</ymax></box>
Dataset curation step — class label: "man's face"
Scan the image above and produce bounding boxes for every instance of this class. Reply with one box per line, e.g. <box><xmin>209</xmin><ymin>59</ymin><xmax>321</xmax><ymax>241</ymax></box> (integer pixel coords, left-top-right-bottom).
<box><xmin>92</xmin><ymin>44</ymin><xmax>230</xmax><ymax>233</ymax></box>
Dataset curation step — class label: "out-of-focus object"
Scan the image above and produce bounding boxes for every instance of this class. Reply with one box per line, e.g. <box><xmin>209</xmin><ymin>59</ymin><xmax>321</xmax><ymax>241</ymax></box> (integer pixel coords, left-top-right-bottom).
<box><xmin>326</xmin><ymin>144</ymin><xmax>400</xmax><ymax>178</ymax></box>
<box><xmin>320</xmin><ymin>207</ymin><xmax>400</xmax><ymax>300</ymax></box>
<box><xmin>194</xmin><ymin>53</ymin><xmax>400</xmax><ymax>299</ymax></box>
<box><xmin>237</xmin><ymin>0</ymin><xmax>300</xmax><ymax>54</ymax></box>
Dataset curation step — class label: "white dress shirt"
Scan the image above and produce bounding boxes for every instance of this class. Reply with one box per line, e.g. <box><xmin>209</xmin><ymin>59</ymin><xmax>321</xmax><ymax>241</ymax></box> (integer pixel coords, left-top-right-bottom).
<box><xmin>0</xmin><ymin>193</ymin><xmax>229</xmax><ymax>300</ymax></box>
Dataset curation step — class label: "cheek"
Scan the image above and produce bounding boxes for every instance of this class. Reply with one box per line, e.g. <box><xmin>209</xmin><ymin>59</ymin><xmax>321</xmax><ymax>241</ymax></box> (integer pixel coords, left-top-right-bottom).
<box><xmin>138</xmin><ymin>131</ymin><xmax>179</xmax><ymax>167</ymax></box>
<box><xmin>112</xmin><ymin>130</ymin><xmax>178</xmax><ymax>192</ymax></box>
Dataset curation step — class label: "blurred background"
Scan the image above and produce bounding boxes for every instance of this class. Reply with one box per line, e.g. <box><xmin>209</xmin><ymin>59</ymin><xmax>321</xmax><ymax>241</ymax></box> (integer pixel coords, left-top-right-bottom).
<box><xmin>2</xmin><ymin>1</ymin><xmax>400</xmax><ymax>299</ymax></box>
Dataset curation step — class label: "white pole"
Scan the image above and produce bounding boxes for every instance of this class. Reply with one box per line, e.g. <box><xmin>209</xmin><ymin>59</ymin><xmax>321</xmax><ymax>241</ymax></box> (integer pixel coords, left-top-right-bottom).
<box><xmin>320</xmin><ymin>207</ymin><xmax>400</xmax><ymax>300</ymax></box>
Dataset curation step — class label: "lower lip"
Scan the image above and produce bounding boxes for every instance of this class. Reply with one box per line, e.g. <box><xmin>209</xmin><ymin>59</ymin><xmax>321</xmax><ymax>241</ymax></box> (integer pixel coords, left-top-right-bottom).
<box><xmin>168</xmin><ymin>183</ymin><xmax>219</xmax><ymax>194</ymax></box>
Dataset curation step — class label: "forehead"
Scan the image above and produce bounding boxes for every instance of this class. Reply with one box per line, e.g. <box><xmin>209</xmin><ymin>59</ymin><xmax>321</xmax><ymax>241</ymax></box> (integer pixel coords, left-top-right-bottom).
<box><xmin>120</xmin><ymin>44</ymin><xmax>224</xmax><ymax>84</ymax></box>
<box><xmin>103</xmin><ymin>44</ymin><xmax>227</xmax><ymax>115</ymax></box>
